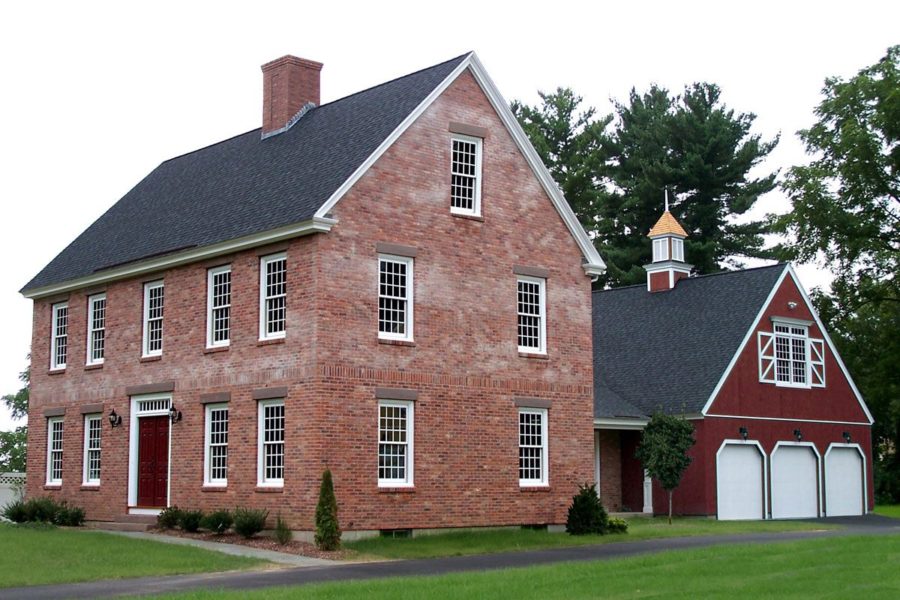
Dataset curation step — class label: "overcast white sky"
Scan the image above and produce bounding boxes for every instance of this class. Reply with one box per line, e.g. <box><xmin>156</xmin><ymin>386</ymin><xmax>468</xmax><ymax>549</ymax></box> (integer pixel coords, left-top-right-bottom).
<box><xmin>0</xmin><ymin>1</ymin><xmax>897</xmax><ymax>431</ymax></box>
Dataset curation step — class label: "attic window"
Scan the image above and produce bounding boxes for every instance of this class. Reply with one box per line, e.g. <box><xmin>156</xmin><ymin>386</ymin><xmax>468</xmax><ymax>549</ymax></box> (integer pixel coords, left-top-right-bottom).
<box><xmin>758</xmin><ymin>319</ymin><xmax>825</xmax><ymax>388</ymax></box>
<box><xmin>450</xmin><ymin>135</ymin><xmax>482</xmax><ymax>216</ymax></box>
<box><xmin>672</xmin><ymin>238</ymin><xmax>684</xmax><ymax>262</ymax></box>
<box><xmin>652</xmin><ymin>238</ymin><xmax>668</xmax><ymax>262</ymax></box>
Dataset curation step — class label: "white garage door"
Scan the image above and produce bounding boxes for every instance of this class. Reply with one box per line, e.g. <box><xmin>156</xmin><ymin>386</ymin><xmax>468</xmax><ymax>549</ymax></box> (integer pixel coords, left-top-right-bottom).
<box><xmin>771</xmin><ymin>445</ymin><xmax>819</xmax><ymax>519</ymax></box>
<box><xmin>717</xmin><ymin>444</ymin><xmax>765</xmax><ymax>520</ymax></box>
<box><xmin>825</xmin><ymin>446</ymin><xmax>864</xmax><ymax>517</ymax></box>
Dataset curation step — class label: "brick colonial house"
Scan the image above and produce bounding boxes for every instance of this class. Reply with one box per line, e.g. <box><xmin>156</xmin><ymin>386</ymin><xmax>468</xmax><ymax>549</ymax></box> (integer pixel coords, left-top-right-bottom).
<box><xmin>21</xmin><ymin>52</ymin><xmax>607</xmax><ymax>534</ymax></box>
<box><xmin>592</xmin><ymin>212</ymin><xmax>874</xmax><ymax>519</ymax></box>
<box><xmin>21</xmin><ymin>52</ymin><xmax>872</xmax><ymax>531</ymax></box>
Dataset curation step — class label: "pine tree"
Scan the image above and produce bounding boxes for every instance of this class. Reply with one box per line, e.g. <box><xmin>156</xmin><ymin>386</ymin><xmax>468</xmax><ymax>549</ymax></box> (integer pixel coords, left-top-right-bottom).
<box><xmin>314</xmin><ymin>469</ymin><xmax>341</xmax><ymax>550</ymax></box>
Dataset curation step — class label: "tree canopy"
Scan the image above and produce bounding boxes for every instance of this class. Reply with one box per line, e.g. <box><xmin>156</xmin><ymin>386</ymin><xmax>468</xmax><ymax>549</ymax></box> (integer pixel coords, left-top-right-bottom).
<box><xmin>635</xmin><ymin>413</ymin><xmax>695</xmax><ymax>523</ymax></box>
<box><xmin>0</xmin><ymin>359</ymin><xmax>29</xmax><ymax>472</ymax></box>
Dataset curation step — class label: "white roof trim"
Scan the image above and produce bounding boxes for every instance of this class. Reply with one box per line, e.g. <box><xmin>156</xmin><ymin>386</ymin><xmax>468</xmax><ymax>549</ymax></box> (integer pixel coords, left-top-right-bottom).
<box><xmin>699</xmin><ymin>264</ymin><xmax>873</xmax><ymax>425</ymax></box>
<box><xmin>313</xmin><ymin>52</ymin><xmax>606</xmax><ymax>277</ymax></box>
<box><xmin>23</xmin><ymin>217</ymin><xmax>337</xmax><ymax>300</ymax></box>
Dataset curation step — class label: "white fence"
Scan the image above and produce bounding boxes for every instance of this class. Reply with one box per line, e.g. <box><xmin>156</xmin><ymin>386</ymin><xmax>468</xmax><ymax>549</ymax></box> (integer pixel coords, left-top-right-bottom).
<box><xmin>0</xmin><ymin>472</ymin><xmax>26</xmax><ymax>508</ymax></box>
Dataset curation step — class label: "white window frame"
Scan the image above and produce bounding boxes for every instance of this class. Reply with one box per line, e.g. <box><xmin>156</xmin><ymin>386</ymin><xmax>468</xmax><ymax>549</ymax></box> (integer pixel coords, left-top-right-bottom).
<box><xmin>206</xmin><ymin>265</ymin><xmax>232</xmax><ymax>348</ymax></box>
<box><xmin>517</xmin><ymin>276</ymin><xmax>547</xmax><ymax>355</ymax></box>
<box><xmin>257</xmin><ymin>399</ymin><xmax>285</xmax><ymax>487</ymax></box>
<box><xmin>759</xmin><ymin>318</ymin><xmax>826</xmax><ymax>389</ymax></box>
<box><xmin>450</xmin><ymin>134</ymin><xmax>483</xmax><ymax>217</ymax></box>
<box><xmin>259</xmin><ymin>252</ymin><xmax>287</xmax><ymax>341</ymax></box>
<box><xmin>204</xmin><ymin>403</ymin><xmax>229</xmax><ymax>487</ymax></box>
<box><xmin>82</xmin><ymin>414</ymin><xmax>102</xmax><ymax>485</ymax></box>
<box><xmin>86</xmin><ymin>293</ymin><xmax>106</xmax><ymax>366</ymax></box>
<box><xmin>671</xmin><ymin>238</ymin><xmax>685</xmax><ymax>262</ymax></box>
<box><xmin>652</xmin><ymin>238</ymin><xmax>669</xmax><ymax>262</ymax></box>
<box><xmin>377</xmin><ymin>400</ymin><xmax>414</xmax><ymax>488</ymax></box>
<box><xmin>377</xmin><ymin>254</ymin><xmax>414</xmax><ymax>342</ymax></box>
<box><xmin>518</xmin><ymin>408</ymin><xmax>549</xmax><ymax>487</ymax></box>
<box><xmin>46</xmin><ymin>416</ymin><xmax>64</xmax><ymax>485</ymax></box>
<box><xmin>142</xmin><ymin>280</ymin><xmax>164</xmax><ymax>357</ymax></box>
<box><xmin>50</xmin><ymin>302</ymin><xmax>68</xmax><ymax>370</ymax></box>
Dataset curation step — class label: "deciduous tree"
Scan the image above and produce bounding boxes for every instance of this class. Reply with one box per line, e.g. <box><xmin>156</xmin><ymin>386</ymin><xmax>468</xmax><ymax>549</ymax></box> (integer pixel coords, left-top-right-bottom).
<box><xmin>635</xmin><ymin>413</ymin><xmax>695</xmax><ymax>524</ymax></box>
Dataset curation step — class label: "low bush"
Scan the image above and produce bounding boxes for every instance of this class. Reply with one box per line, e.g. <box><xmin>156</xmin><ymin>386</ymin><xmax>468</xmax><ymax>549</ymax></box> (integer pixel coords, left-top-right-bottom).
<box><xmin>1</xmin><ymin>497</ymin><xmax>85</xmax><ymax>526</ymax></box>
<box><xmin>566</xmin><ymin>483</ymin><xmax>609</xmax><ymax>535</ymax></box>
<box><xmin>274</xmin><ymin>514</ymin><xmax>293</xmax><ymax>545</ymax></box>
<box><xmin>201</xmin><ymin>510</ymin><xmax>233</xmax><ymax>535</ymax></box>
<box><xmin>607</xmin><ymin>517</ymin><xmax>629</xmax><ymax>534</ymax></box>
<box><xmin>54</xmin><ymin>503</ymin><xmax>85</xmax><ymax>527</ymax></box>
<box><xmin>2</xmin><ymin>500</ymin><xmax>28</xmax><ymax>523</ymax></box>
<box><xmin>233</xmin><ymin>507</ymin><xmax>268</xmax><ymax>539</ymax></box>
<box><xmin>179</xmin><ymin>510</ymin><xmax>204</xmax><ymax>533</ymax></box>
<box><xmin>25</xmin><ymin>497</ymin><xmax>61</xmax><ymax>523</ymax></box>
<box><xmin>157</xmin><ymin>506</ymin><xmax>182</xmax><ymax>530</ymax></box>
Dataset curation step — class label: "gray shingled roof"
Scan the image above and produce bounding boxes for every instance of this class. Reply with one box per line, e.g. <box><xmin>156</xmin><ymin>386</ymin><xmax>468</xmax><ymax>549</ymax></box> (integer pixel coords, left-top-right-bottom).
<box><xmin>592</xmin><ymin>264</ymin><xmax>787</xmax><ymax>419</ymax></box>
<box><xmin>23</xmin><ymin>54</ymin><xmax>469</xmax><ymax>293</ymax></box>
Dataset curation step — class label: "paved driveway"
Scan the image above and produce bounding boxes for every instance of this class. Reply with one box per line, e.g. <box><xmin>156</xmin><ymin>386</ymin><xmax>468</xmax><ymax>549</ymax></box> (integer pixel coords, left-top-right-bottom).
<box><xmin>6</xmin><ymin>515</ymin><xmax>898</xmax><ymax>600</ymax></box>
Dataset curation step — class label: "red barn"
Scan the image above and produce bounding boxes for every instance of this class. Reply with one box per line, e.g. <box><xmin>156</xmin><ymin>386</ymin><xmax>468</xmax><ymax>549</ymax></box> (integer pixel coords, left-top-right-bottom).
<box><xmin>593</xmin><ymin>210</ymin><xmax>874</xmax><ymax>519</ymax></box>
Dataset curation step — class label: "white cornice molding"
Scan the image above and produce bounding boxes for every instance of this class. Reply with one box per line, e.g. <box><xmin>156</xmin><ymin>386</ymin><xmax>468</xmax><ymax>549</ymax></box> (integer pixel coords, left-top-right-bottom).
<box><xmin>22</xmin><ymin>217</ymin><xmax>336</xmax><ymax>300</ymax></box>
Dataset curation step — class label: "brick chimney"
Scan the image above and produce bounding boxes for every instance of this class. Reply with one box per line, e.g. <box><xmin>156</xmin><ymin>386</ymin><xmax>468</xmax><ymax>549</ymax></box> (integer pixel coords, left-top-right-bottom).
<box><xmin>644</xmin><ymin>209</ymin><xmax>692</xmax><ymax>292</ymax></box>
<box><xmin>261</xmin><ymin>55</ymin><xmax>323</xmax><ymax>136</ymax></box>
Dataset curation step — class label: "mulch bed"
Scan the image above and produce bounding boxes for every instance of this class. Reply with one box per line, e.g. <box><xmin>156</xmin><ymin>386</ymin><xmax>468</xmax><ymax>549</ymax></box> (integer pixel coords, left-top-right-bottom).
<box><xmin>150</xmin><ymin>528</ymin><xmax>357</xmax><ymax>560</ymax></box>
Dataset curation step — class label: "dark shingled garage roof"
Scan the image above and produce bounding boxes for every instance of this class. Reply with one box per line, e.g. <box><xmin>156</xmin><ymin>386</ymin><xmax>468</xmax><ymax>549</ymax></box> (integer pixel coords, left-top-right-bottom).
<box><xmin>592</xmin><ymin>263</ymin><xmax>787</xmax><ymax>419</ymax></box>
<box><xmin>23</xmin><ymin>53</ymin><xmax>469</xmax><ymax>293</ymax></box>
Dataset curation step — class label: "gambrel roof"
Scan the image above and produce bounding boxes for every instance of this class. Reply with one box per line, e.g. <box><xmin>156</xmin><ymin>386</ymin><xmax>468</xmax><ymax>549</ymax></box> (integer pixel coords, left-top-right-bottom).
<box><xmin>23</xmin><ymin>52</ymin><xmax>605</xmax><ymax>297</ymax></box>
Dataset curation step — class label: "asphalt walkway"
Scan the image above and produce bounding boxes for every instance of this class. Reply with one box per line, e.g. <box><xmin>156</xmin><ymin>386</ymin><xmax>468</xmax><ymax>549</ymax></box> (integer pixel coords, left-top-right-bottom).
<box><xmin>6</xmin><ymin>515</ymin><xmax>898</xmax><ymax>599</ymax></box>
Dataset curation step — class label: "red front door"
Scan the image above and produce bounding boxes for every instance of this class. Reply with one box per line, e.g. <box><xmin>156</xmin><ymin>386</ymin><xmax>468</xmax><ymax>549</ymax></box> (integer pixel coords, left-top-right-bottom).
<box><xmin>137</xmin><ymin>415</ymin><xmax>169</xmax><ymax>507</ymax></box>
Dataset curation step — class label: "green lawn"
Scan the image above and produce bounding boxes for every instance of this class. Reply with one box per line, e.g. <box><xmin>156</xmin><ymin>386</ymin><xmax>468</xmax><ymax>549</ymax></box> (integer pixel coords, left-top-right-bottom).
<box><xmin>344</xmin><ymin>517</ymin><xmax>839</xmax><ymax>559</ymax></box>
<box><xmin>875</xmin><ymin>505</ymin><xmax>900</xmax><ymax>519</ymax></box>
<box><xmin>0</xmin><ymin>524</ymin><xmax>266</xmax><ymax>588</ymax></box>
<box><xmin>157</xmin><ymin>534</ymin><xmax>900</xmax><ymax>599</ymax></box>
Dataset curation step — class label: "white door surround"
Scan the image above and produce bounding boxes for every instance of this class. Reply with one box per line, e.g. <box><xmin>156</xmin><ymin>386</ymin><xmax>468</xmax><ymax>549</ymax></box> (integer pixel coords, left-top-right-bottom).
<box><xmin>127</xmin><ymin>393</ymin><xmax>173</xmax><ymax>513</ymax></box>
<box><xmin>642</xmin><ymin>470</ymin><xmax>653</xmax><ymax>513</ymax></box>
<box><xmin>770</xmin><ymin>441</ymin><xmax>822</xmax><ymax>519</ymax></box>
<box><xmin>716</xmin><ymin>440</ymin><xmax>767</xmax><ymax>520</ymax></box>
<box><xmin>824</xmin><ymin>443</ymin><xmax>866</xmax><ymax>517</ymax></box>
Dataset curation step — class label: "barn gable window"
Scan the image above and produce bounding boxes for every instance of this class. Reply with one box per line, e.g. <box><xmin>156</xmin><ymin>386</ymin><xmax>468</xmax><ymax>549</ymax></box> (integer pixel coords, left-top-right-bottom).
<box><xmin>759</xmin><ymin>319</ymin><xmax>824</xmax><ymax>388</ymax></box>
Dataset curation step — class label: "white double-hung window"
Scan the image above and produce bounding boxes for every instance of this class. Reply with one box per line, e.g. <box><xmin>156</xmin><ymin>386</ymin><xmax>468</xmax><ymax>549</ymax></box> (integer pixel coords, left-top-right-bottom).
<box><xmin>86</xmin><ymin>293</ymin><xmax>106</xmax><ymax>365</ymax></box>
<box><xmin>378</xmin><ymin>400</ymin><xmax>414</xmax><ymax>487</ymax></box>
<box><xmin>518</xmin><ymin>408</ymin><xmax>548</xmax><ymax>486</ymax></box>
<box><xmin>259</xmin><ymin>253</ymin><xmax>287</xmax><ymax>340</ymax></box>
<box><xmin>517</xmin><ymin>276</ymin><xmax>546</xmax><ymax>354</ymax></box>
<box><xmin>50</xmin><ymin>302</ymin><xmax>68</xmax><ymax>370</ymax></box>
<box><xmin>83</xmin><ymin>414</ymin><xmax>102</xmax><ymax>485</ymax></box>
<box><xmin>257</xmin><ymin>399</ymin><xmax>285</xmax><ymax>487</ymax></box>
<box><xmin>204</xmin><ymin>404</ymin><xmax>229</xmax><ymax>486</ymax></box>
<box><xmin>450</xmin><ymin>134</ymin><xmax>482</xmax><ymax>216</ymax></box>
<box><xmin>142</xmin><ymin>281</ymin><xmax>164</xmax><ymax>357</ymax></box>
<box><xmin>759</xmin><ymin>318</ymin><xmax>825</xmax><ymax>388</ymax></box>
<box><xmin>378</xmin><ymin>255</ymin><xmax>413</xmax><ymax>341</ymax></box>
<box><xmin>46</xmin><ymin>417</ymin><xmax>64</xmax><ymax>485</ymax></box>
<box><xmin>207</xmin><ymin>265</ymin><xmax>232</xmax><ymax>348</ymax></box>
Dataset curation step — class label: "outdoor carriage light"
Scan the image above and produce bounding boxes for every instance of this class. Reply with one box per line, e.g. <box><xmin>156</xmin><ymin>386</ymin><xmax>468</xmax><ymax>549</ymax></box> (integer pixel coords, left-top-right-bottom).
<box><xmin>793</xmin><ymin>429</ymin><xmax>803</xmax><ymax>442</ymax></box>
<box><xmin>843</xmin><ymin>431</ymin><xmax>852</xmax><ymax>443</ymax></box>
<box><xmin>108</xmin><ymin>409</ymin><xmax>122</xmax><ymax>428</ymax></box>
<box><xmin>169</xmin><ymin>405</ymin><xmax>182</xmax><ymax>424</ymax></box>
<box><xmin>739</xmin><ymin>426</ymin><xmax>749</xmax><ymax>441</ymax></box>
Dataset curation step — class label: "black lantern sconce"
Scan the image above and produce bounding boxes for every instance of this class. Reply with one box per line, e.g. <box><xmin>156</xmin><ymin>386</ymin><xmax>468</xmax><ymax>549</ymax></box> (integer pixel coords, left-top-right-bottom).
<box><xmin>793</xmin><ymin>428</ymin><xmax>803</xmax><ymax>442</ymax></box>
<box><xmin>739</xmin><ymin>426</ymin><xmax>749</xmax><ymax>441</ymax></box>
<box><xmin>169</xmin><ymin>405</ymin><xmax>182</xmax><ymax>424</ymax></box>
<box><xmin>843</xmin><ymin>431</ymin><xmax>852</xmax><ymax>444</ymax></box>
<box><xmin>108</xmin><ymin>409</ymin><xmax>122</xmax><ymax>428</ymax></box>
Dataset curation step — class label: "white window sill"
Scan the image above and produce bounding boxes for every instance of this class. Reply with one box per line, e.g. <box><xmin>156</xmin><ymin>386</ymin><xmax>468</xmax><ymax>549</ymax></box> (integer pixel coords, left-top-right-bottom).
<box><xmin>379</xmin><ymin>334</ymin><xmax>414</xmax><ymax>343</ymax></box>
<box><xmin>259</xmin><ymin>333</ymin><xmax>286</xmax><ymax>342</ymax></box>
<box><xmin>378</xmin><ymin>481</ymin><xmax>414</xmax><ymax>488</ymax></box>
<box><xmin>519</xmin><ymin>482</ymin><xmax>550</xmax><ymax>489</ymax></box>
<box><xmin>81</xmin><ymin>482</ymin><xmax>100</xmax><ymax>488</ymax></box>
<box><xmin>49</xmin><ymin>366</ymin><xmax>66</xmax><ymax>373</ymax></box>
<box><xmin>774</xmin><ymin>381</ymin><xmax>811</xmax><ymax>389</ymax></box>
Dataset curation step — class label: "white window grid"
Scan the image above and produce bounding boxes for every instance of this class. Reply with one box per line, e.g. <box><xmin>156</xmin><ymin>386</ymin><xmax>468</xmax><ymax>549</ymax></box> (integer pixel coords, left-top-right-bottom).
<box><xmin>257</xmin><ymin>400</ymin><xmax>285</xmax><ymax>486</ymax></box>
<box><xmin>135</xmin><ymin>397</ymin><xmax>171</xmax><ymax>415</ymax></box>
<box><xmin>378</xmin><ymin>255</ymin><xmax>413</xmax><ymax>341</ymax></box>
<box><xmin>46</xmin><ymin>417</ymin><xmax>64</xmax><ymax>485</ymax></box>
<box><xmin>450</xmin><ymin>135</ymin><xmax>482</xmax><ymax>216</ymax></box>
<box><xmin>774</xmin><ymin>323</ymin><xmax>809</xmax><ymax>386</ymax></box>
<box><xmin>652</xmin><ymin>238</ymin><xmax>669</xmax><ymax>262</ymax></box>
<box><xmin>519</xmin><ymin>409</ymin><xmax>548</xmax><ymax>486</ymax></box>
<box><xmin>143</xmin><ymin>281</ymin><xmax>164</xmax><ymax>356</ymax></box>
<box><xmin>517</xmin><ymin>276</ymin><xmax>546</xmax><ymax>354</ymax></box>
<box><xmin>83</xmin><ymin>414</ymin><xmax>102</xmax><ymax>485</ymax></box>
<box><xmin>260</xmin><ymin>253</ymin><xmax>287</xmax><ymax>340</ymax></box>
<box><xmin>87</xmin><ymin>294</ymin><xmax>106</xmax><ymax>365</ymax></box>
<box><xmin>378</xmin><ymin>400</ymin><xmax>414</xmax><ymax>486</ymax></box>
<box><xmin>51</xmin><ymin>302</ymin><xmax>68</xmax><ymax>370</ymax></box>
<box><xmin>207</xmin><ymin>266</ymin><xmax>232</xmax><ymax>347</ymax></box>
<box><xmin>672</xmin><ymin>238</ymin><xmax>685</xmax><ymax>262</ymax></box>
<box><xmin>205</xmin><ymin>404</ymin><xmax>229</xmax><ymax>485</ymax></box>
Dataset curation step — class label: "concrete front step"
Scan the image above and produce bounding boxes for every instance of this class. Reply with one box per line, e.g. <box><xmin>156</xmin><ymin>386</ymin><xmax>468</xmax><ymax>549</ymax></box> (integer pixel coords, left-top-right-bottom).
<box><xmin>87</xmin><ymin>516</ymin><xmax>157</xmax><ymax>532</ymax></box>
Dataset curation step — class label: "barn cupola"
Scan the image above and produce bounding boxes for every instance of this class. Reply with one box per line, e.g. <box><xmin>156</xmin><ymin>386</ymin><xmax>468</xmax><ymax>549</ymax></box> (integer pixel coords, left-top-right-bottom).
<box><xmin>644</xmin><ymin>197</ymin><xmax>692</xmax><ymax>292</ymax></box>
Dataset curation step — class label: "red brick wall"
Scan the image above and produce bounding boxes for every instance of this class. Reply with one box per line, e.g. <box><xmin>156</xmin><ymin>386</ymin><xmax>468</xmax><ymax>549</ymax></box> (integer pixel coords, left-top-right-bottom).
<box><xmin>597</xmin><ymin>431</ymin><xmax>622</xmax><ymax>512</ymax></box>
<box><xmin>25</xmin><ymin>68</ymin><xmax>595</xmax><ymax>531</ymax></box>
